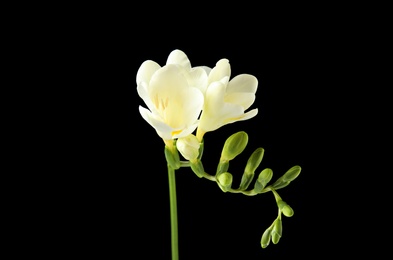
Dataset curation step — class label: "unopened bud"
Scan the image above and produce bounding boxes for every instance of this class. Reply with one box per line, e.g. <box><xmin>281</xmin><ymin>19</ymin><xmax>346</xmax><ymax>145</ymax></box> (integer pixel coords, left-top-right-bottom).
<box><xmin>220</xmin><ymin>131</ymin><xmax>248</xmax><ymax>161</ymax></box>
<box><xmin>190</xmin><ymin>160</ymin><xmax>205</xmax><ymax>178</ymax></box>
<box><xmin>217</xmin><ymin>172</ymin><xmax>233</xmax><ymax>192</ymax></box>
<box><xmin>253</xmin><ymin>168</ymin><xmax>273</xmax><ymax>193</ymax></box>
<box><xmin>271</xmin><ymin>218</ymin><xmax>282</xmax><ymax>244</ymax></box>
<box><xmin>277</xmin><ymin>200</ymin><xmax>294</xmax><ymax>217</ymax></box>
<box><xmin>260</xmin><ymin>227</ymin><xmax>272</xmax><ymax>248</ymax></box>
<box><xmin>282</xmin><ymin>165</ymin><xmax>301</xmax><ymax>182</ymax></box>
<box><xmin>239</xmin><ymin>148</ymin><xmax>264</xmax><ymax>190</ymax></box>
<box><xmin>176</xmin><ymin>134</ymin><xmax>200</xmax><ymax>161</ymax></box>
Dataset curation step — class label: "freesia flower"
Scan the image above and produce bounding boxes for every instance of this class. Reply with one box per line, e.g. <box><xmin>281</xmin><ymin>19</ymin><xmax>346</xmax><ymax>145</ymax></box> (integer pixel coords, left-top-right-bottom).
<box><xmin>196</xmin><ymin>59</ymin><xmax>259</xmax><ymax>141</ymax></box>
<box><xmin>137</xmin><ymin>50</ymin><xmax>208</xmax><ymax>142</ymax></box>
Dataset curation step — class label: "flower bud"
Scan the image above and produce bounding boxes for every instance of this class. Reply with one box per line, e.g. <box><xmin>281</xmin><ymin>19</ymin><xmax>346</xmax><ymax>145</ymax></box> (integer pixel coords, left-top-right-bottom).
<box><xmin>190</xmin><ymin>159</ymin><xmax>205</xmax><ymax>178</ymax></box>
<box><xmin>282</xmin><ymin>165</ymin><xmax>301</xmax><ymax>182</ymax></box>
<box><xmin>220</xmin><ymin>131</ymin><xmax>248</xmax><ymax>161</ymax></box>
<box><xmin>217</xmin><ymin>172</ymin><xmax>233</xmax><ymax>192</ymax></box>
<box><xmin>176</xmin><ymin>134</ymin><xmax>201</xmax><ymax>161</ymax></box>
<box><xmin>244</xmin><ymin>148</ymin><xmax>264</xmax><ymax>174</ymax></box>
<box><xmin>271</xmin><ymin>218</ymin><xmax>282</xmax><ymax>244</ymax></box>
<box><xmin>239</xmin><ymin>148</ymin><xmax>264</xmax><ymax>190</ymax></box>
<box><xmin>216</xmin><ymin>161</ymin><xmax>229</xmax><ymax>176</ymax></box>
<box><xmin>260</xmin><ymin>226</ymin><xmax>272</xmax><ymax>248</ymax></box>
<box><xmin>271</xmin><ymin>178</ymin><xmax>290</xmax><ymax>190</ymax></box>
<box><xmin>253</xmin><ymin>168</ymin><xmax>273</xmax><ymax>193</ymax></box>
<box><xmin>277</xmin><ymin>200</ymin><xmax>294</xmax><ymax>217</ymax></box>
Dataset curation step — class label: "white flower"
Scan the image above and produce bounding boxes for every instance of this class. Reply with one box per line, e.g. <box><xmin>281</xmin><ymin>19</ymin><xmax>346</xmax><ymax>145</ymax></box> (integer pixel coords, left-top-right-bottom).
<box><xmin>176</xmin><ymin>134</ymin><xmax>201</xmax><ymax>161</ymax></box>
<box><xmin>137</xmin><ymin>50</ymin><xmax>208</xmax><ymax>140</ymax></box>
<box><xmin>197</xmin><ymin>59</ymin><xmax>258</xmax><ymax>140</ymax></box>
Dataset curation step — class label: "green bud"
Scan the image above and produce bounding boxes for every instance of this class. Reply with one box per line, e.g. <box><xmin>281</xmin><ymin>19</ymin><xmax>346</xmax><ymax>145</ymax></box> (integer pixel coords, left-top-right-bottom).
<box><xmin>164</xmin><ymin>145</ymin><xmax>180</xmax><ymax>169</ymax></box>
<box><xmin>220</xmin><ymin>131</ymin><xmax>248</xmax><ymax>161</ymax></box>
<box><xmin>217</xmin><ymin>172</ymin><xmax>233</xmax><ymax>192</ymax></box>
<box><xmin>277</xmin><ymin>200</ymin><xmax>294</xmax><ymax>217</ymax></box>
<box><xmin>271</xmin><ymin>218</ymin><xmax>282</xmax><ymax>244</ymax></box>
<box><xmin>253</xmin><ymin>168</ymin><xmax>273</xmax><ymax>193</ymax></box>
<box><xmin>260</xmin><ymin>227</ymin><xmax>272</xmax><ymax>248</ymax></box>
<box><xmin>282</xmin><ymin>205</ymin><xmax>294</xmax><ymax>217</ymax></box>
<box><xmin>282</xmin><ymin>165</ymin><xmax>301</xmax><ymax>182</ymax></box>
<box><xmin>239</xmin><ymin>148</ymin><xmax>264</xmax><ymax>190</ymax></box>
<box><xmin>271</xmin><ymin>177</ymin><xmax>290</xmax><ymax>190</ymax></box>
<box><xmin>216</xmin><ymin>161</ymin><xmax>229</xmax><ymax>175</ymax></box>
<box><xmin>190</xmin><ymin>160</ymin><xmax>205</xmax><ymax>178</ymax></box>
<box><xmin>271</xmin><ymin>165</ymin><xmax>301</xmax><ymax>190</ymax></box>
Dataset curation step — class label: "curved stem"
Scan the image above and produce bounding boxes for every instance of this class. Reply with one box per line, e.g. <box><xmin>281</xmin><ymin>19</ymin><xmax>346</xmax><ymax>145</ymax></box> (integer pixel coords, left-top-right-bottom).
<box><xmin>167</xmin><ymin>164</ymin><xmax>179</xmax><ymax>260</ymax></box>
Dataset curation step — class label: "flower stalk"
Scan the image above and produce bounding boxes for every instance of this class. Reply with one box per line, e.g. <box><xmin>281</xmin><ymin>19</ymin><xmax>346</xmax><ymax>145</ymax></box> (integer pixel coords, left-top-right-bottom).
<box><xmin>167</xmin><ymin>163</ymin><xmax>179</xmax><ymax>260</ymax></box>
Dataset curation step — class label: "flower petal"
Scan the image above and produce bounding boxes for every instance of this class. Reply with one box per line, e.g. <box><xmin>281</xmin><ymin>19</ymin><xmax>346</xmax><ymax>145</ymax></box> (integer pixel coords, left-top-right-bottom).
<box><xmin>136</xmin><ymin>60</ymin><xmax>161</xmax><ymax>85</ymax></box>
<box><xmin>225</xmin><ymin>92</ymin><xmax>256</xmax><ymax>110</ymax></box>
<box><xmin>227</xmin><ymin>74</ymin><xmax>258</xmax><ymax>94</ymax></box>
<box><xmin>208</xmin><ymin>59</ymin><xmax>231</xmax><ymax>83</ymax></box>
<box><xmin>166</xmin><ymin>49</ymin><xmax>191</xmax><ymax>70</ymax></box>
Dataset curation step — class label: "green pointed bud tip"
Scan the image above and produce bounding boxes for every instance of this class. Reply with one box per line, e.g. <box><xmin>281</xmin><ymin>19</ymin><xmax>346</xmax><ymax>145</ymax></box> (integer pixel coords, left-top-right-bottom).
<box><xmin>221</xmin><ymin>131</ymin><xmax>248</xmax><ymax>161</ymax></box>
<box><xmin>261</xmin><ymin>227</ymin><xmax>272</xmax><ymax>248</ymax></box>
<box><xmin>244</xmin><ymin>148</ymin><xmax>264</xmax><ymax>174</ymax></box>
<box><xmin>283</xmin><ymin>165</ymin><xmax>301</xmax><ymax>182</ymax></box>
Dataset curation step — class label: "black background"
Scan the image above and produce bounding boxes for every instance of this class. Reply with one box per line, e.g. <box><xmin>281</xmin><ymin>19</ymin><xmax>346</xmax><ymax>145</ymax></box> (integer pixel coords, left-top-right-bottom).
<box><xmin>14</xmin><ymin>4</ymin><xmax>381</xmax><ymax>259</ymax></box>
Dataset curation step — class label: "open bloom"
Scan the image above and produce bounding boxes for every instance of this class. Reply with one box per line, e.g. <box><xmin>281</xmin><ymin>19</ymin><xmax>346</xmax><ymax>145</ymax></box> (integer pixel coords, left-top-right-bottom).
<box><xmin>137</xmin><ymin>50</ymin><xmax>208</xmax><ymax>141</ymax></box>
<box><xmin>196</xmin><ymin>59</ymin><xmax>258</xmax><ymax>140</ymax></box>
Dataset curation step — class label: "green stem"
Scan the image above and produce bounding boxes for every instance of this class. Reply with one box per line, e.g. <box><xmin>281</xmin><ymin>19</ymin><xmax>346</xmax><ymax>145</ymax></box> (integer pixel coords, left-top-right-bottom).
<box><xmin>167</xmin><ymin>164</ymin><xmax>179</xmax><ymax>260</ymax></box>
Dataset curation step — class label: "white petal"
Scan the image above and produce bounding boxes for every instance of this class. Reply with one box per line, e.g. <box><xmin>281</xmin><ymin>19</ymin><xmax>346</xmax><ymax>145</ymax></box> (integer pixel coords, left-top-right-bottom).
<box><xmin>166</xmin><ymin>49</ymin><xmax>191</xmax><ymax>70</ymax></box>
<box><xmin>149</xmin><ymin>65</ymin><xmax>204</xmax><ymax>130</ymax></box>
<box><xmin>136</xmin><ymin>60</ymin><xmax>161</xmax><ymax>85</ymax></box>
<box><xmin>225</xmin><ymin>108</ymin><xmax>259</xmax><ymax>124</ymax></box>
<box><xmin>196</xmin><ymin>65</ymin><xmax>212</xmax><ymax>76</ymax></box>
<box><xmin>208</xmin><ymin>59</ymin><xmax>231</xmax><ymax>83</ymax></box>
<box><xmin>139</xmin><ymin>106</ymin><xmax>173</xmax><ymax>140</ymax></box>
<box><xmin>203</xmin><ymin>81</ymin><xmax>226</xmax><ymax>113</ymax></box>
<box><xmin>225</xmin><ymin>92</ymin><xmax>256</xmax><ymax>110</ymax></box>
<box><xmin>227</xmin><ymin>74</ymin><xmax>258</xmax><ymax>94</ymax></box>
<box><xmin>137</xmin><ymin>81</ymin><xmax>159</xmax><ymax>115</ymax></box>
<box><xmin>172</xmin><ymin>122</ymin><xmax>199</xmax><ymax>139</ymax></box>
<box><xmin>187</xmin><ymin>67</ymin><xmax>208</xmax><ymax>94</ymax></box>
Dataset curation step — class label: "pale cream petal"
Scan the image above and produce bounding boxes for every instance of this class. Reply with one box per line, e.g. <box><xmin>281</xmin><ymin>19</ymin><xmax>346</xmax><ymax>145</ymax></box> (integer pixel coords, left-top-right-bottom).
<box><xmin>225</xmin><ymin>92</ymin><xmax>256</xmax><ymax>110</ymax></box>
<box><xmin>187</xmin><ymin>67</ymin><xmax>208</xmax><ymax>94</ymax></box>
<box><xmin>225</xmin><ymin>108</ymin><xmax>258</xmax><ymax>124</ymax></box>
<box><xmin>166</xmin><ymin>49</ymin><xmax>191</xmax><ymax>70</ymax></box>
<box><xmin>139</xmin><ymin>106</ymin><xmax>173</xmax><ymax>140</ymax></box>
<box><xmin>208</xmin><ymin>59</ymin><xmax>231</xmax><ymax>83</ymax></box>
<box><xmin>172</xmin><ymin>122</ymin><xmax>199</xmax><ymax>139</ymax></box>
<box><xmin>227</xmin><ymin>74</ymin><xmax>258</xmax><ymax>94</ymax></box>
<box><xmin>137</xmin><ymin>81</ymin><xmax>158</xmax><ymax>115</ymax></box>
<box><xmin>203</xmin><ymin>81</ymin><xmax>226</xmax><ymax>113</ymax></box>
<box><xmin>195</xmin><ymin>65</ymin><xmax>212</xmax><ymax>76</ymax></box>
<box><xmin>149</xmin><ymin>65</ymin><xmax>188</xmax><ymax>99</ymax></box>
<box><xmin>136</xmin><ymin>60</ymin><xmax>161</xmax><ymax>85</ymax></box>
